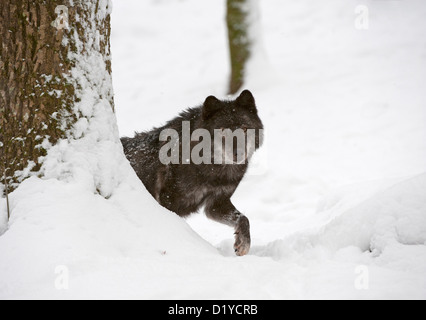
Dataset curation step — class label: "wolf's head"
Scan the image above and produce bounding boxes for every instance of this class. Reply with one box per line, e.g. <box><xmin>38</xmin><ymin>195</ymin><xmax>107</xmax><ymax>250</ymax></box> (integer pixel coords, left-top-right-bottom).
<box><xmin>200</xmin><ymin>90</ymin><xmax>264</xmax><ymax>165</ymax></box>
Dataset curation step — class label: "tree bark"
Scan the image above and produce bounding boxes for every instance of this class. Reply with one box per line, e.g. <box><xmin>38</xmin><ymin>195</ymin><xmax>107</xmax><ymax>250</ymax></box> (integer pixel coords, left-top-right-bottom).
<box><xmin>0</xmin><ymin>0</ymin><xmax>113</xmax><ymax>194</ymax></box>
<box><xmin>226</xmin><ymin>0</ymin><xmax>252</xmax><ymax>95</ymax></box>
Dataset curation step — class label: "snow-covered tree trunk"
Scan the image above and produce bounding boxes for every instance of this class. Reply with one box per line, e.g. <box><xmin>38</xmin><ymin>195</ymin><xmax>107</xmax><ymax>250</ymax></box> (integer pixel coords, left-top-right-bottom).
<box><xmin>227</xmin><ymin>0</ymin><xmax>261</xmax><ymax>94</ymax></box>
<box><xmin>0</xmin><ymin>0</ymin><xmax>114</xmax><ymax>195</ymax></box>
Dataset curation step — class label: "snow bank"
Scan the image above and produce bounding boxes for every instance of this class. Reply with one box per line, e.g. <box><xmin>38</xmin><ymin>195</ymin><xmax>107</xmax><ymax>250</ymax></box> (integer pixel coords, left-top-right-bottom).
<box><xmin>0</xmin><ymin>167</ymin><xmax>214</xmax><ymax>299</ymax></box>
<box><xmin>256</xmin><ymin>174</ymin><xmax>426</xmax><ymax>257</ymax></box>
<box><xmin>3</xmin><ymin>172</ymin><xmax>425</xmax><ymax>299</ymax></box>
<box><xmin>317</xmin><ymin>174</ymin><xmax>426</xmax><ymax>254</ymax></box>
<box><xmin>249</xmin><ymin>174</ymin><xmax>426</xmax><ymax>299</ymax></box>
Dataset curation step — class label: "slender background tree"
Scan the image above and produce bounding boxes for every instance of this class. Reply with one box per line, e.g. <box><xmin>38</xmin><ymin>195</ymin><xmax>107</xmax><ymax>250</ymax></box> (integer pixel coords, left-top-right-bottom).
<box><xmin>227</xmin><ymin>0</ymin><xmax>252</xmax><ymax>95</ymax></box>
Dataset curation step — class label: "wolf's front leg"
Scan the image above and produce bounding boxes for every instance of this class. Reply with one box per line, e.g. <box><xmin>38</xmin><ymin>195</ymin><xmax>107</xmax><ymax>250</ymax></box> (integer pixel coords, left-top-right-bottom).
<box><xmin>205</xmin><ymin>197</ymin><xmax>251</xmax><ymax>256</ymax></box>
<box><xmin>233</xmin><ymin>215</ymin><xmax>250</xmax><ymax>256</ymax></box>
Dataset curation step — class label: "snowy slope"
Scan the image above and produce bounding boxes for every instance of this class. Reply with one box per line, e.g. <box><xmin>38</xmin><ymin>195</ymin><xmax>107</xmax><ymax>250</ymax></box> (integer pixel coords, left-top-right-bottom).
<box><xmin>1</xmin><ymin>0</ymin><xmax>426</xmax><ymax>299</ymax></box>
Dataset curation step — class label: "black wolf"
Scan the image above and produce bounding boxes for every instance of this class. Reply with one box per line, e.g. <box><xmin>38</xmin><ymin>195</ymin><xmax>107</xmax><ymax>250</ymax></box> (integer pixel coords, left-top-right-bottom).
<box><xmin>121</xmin><ymin>90</ymin><xmax>264</xmax><ymax>256</ymax></box>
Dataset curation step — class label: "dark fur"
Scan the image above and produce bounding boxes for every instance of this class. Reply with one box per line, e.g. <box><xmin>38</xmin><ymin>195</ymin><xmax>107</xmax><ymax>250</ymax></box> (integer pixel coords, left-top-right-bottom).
<box><xmin>121</xmin><ymin>90</ymin><xmax>263</xmax><ymax>256</ymax></box>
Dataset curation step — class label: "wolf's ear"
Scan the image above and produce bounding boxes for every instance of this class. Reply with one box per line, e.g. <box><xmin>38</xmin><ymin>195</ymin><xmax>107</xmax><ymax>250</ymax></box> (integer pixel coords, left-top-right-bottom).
<box><xmin>202</xmin><ymin>96</ymin><xmax>222</xmax><ymax>120</ymax></box>
<box><xmin>236</xmin><ymin>90</ymin><xmax>257</xmax><ymax>112</ymax></box>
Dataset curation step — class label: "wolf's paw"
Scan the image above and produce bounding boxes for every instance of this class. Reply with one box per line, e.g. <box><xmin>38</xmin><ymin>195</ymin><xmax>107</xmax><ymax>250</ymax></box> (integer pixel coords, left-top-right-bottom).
<box><xmin>234</xmin><ymin>216</ymin><xmax>251</xmax><ymax>256</ymax></box>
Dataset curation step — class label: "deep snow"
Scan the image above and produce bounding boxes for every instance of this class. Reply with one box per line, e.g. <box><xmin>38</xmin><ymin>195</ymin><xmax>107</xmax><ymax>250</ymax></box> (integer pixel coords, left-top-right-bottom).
<box><xmin>1</xmin><ymin>0</ymin><xmax>426</xmax><ymax>299</ymax></box>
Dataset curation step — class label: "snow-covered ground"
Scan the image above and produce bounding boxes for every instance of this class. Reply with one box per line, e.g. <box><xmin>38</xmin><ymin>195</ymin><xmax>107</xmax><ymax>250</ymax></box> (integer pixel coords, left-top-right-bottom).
<box><xmin>1</xmin><ymin>0</ymin><xmax>425</xmax><ymax>299</ymax></box>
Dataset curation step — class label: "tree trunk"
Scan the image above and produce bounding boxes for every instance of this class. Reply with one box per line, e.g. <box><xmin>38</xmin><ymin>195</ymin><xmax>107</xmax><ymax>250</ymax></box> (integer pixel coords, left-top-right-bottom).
<box><xmin>227</xmin><ymin>0</ymin><xmax>252</xmax><ymax>95</ymax></box>
<box><xmin>0</xmin><ymin>0</ymin><xmax>113</xmax><ymax>194</ymax></box>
